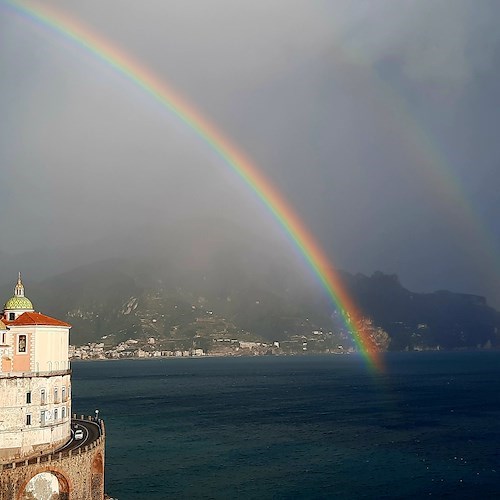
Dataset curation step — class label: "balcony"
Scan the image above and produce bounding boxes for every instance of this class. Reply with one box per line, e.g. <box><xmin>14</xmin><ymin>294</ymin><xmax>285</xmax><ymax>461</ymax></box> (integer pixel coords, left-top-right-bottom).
<box><xmin>0</xmin><ymin>369</ymin><xmax>72</xmax><ymax>379</ymax></box>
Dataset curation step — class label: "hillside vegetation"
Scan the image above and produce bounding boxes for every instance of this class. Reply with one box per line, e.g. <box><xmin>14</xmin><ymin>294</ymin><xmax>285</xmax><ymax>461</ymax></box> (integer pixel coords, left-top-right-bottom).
<box><xmin>1</xmin><ymin>221</ymin><xmax>498</xmax><ymax>353</ymax></box>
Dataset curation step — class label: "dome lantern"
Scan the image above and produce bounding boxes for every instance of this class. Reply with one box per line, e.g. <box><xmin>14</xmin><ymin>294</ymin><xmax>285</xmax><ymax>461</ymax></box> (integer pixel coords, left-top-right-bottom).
<box><xmin>4</xmin><ymin>273</ymin><xmax>34</xmax><ymax>319</ymax></box>
<box><xmin>14</xmin><ymin>272</ymin><xmax>25</xmax><ymax>297</ymax></box>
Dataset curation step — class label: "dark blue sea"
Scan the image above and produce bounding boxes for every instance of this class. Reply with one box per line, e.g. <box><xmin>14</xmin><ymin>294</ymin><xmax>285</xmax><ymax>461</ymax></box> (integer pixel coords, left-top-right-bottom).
<box><xmin>71</xmin><ymin>352</ymin><xmax>500</xmax><ymax>499</ymax></box>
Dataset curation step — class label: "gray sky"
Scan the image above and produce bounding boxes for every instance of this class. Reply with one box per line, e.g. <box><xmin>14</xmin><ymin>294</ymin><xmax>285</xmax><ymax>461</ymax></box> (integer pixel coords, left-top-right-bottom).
<box><xmin>1</xmin><ymin>0</ymin><xmax>499</xmax><ymax>307</ymax></box>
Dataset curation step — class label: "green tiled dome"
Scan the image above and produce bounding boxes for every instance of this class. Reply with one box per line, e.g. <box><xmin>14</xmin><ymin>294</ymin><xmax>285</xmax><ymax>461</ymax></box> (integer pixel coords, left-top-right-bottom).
<box><xmin>4</xmin><ymin>295</ymin><xmax>33</xmax><ymax>311</ymax></box>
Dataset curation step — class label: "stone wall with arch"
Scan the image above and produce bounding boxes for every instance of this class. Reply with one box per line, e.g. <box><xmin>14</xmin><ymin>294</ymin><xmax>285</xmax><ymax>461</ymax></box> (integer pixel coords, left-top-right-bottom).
<box><xmin>20</xmin><ymin>470</ymin><xmax>70</xmax><ymax>500</ymax></box>
<box><xmin>0</xmin><ymin>418</ymin><xmax>105</xmax><ymax>500</ymax></box>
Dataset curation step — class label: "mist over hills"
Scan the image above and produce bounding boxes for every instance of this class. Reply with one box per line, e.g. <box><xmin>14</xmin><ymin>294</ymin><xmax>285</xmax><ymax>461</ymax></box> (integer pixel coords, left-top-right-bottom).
<box><xmin>0</xmin><ymin>220</ymin><xmax>498</xmax><ymax>351</ymax></box>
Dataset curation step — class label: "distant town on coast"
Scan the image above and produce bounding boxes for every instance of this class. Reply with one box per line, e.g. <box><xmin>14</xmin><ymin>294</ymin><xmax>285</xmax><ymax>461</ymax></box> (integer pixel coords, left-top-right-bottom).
<box><xmin>62</xmin><ymin>258</ymin><xmax>499</xmax><ymax>360</ymax></box>
<box><xmin>70</xmin><ymin>331</ymin><xmax>355</xmax><ymax>361</ymax></box>
<box><xmin>1</xmin><ymin>251</ymin><xmax>498</xmax><ymax>360</ymax></box>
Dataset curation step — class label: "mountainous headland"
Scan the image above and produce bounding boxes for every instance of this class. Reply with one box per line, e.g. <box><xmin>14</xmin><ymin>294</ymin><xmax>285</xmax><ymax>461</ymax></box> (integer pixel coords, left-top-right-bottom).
<box><xmin>2</xmin><ymin>261</ymin><xmax>497</xmax><ymax>360</ymax></box>
<box><xmin>1</xmin><ymin>222</ymin><xmax>498</xmax><ymax>359</ymax></box>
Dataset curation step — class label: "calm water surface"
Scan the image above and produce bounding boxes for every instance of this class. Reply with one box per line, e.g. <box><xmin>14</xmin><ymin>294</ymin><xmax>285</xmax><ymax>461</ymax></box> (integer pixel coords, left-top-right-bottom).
<box><xmin>71</xmin><ymin>352</ymin><xmax>500</xmax><ymax>499</ymax></box>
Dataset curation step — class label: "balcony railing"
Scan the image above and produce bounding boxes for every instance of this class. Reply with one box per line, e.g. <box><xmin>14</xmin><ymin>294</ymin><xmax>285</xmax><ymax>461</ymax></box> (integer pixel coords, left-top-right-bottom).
<box><xmin>0</xmin><ymin>368</ymin><xmax>71</xmax><ymax>379</ymax></box>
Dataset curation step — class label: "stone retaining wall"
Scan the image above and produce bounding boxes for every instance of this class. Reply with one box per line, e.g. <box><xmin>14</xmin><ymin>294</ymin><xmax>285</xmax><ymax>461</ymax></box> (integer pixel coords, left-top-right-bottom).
<box><xmin>0</xmin><ymin>416</ymin><xmax>105</xmax><ymax>500</ymax></box>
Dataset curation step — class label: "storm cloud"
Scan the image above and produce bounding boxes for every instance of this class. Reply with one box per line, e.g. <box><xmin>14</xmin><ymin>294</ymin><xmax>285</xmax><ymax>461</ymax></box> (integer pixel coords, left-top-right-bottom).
<box><xmin>1</xmin><ymin>0</ymin><xmax>499</xmax><ymax>306</ymax></box>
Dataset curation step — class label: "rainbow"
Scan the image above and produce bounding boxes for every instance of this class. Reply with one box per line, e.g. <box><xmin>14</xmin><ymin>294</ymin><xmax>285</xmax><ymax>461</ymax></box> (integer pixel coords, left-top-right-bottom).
<box><xmin>2</xmin><ymin>0</ymin><xmax>384</xmax><ymax>369</ymax></box>
<box><xmin>368</xmin><ymin>67</ymin><xmax>500</xmax><ymax>290</ymax></box>
<box><xmin>331</xmin><ymin>18</ymin><xmax>500</xmax><ymax>291</ymax></box>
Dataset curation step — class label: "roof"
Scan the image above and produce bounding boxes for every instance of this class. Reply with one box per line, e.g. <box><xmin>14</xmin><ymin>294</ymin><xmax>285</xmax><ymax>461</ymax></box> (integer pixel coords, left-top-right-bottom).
<box><xmin>4</xmin><ymin>295</ymin><xmax>34</xmax><ymax>311</ymax></box>
<box><xmin>0</xmin><ymin>319</ymin><xmax>6</xmax><ymax>330</ymax></box>
<box><xmin>8</xmin><ymin>311</ymin><xmax>71</xmax><ymax>328</ymax></box>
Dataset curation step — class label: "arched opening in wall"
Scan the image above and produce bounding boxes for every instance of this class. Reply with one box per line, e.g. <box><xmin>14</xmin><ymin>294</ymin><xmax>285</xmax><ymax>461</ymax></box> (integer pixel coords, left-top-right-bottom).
<box><xmin>91</xmin><ymin>452</ymin><xmax>104</xmax><ymax>500</ymax></box>
<box><xmin>20</xmin><ymin>471</ymin><xmax>70</xmax><ymax>500</ymax></box>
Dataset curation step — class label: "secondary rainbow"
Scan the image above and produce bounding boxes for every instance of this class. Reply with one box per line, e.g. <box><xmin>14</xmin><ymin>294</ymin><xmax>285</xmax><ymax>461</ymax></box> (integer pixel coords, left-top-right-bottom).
<box><xmin>3</xmin><ymin>0</ymin><xmax>383</xmax><ymax>370</ymax></box>
<box><xmin>331</xmin><ymin>18</ymin><xmax>500</xmax><ymax>289</ymax></box>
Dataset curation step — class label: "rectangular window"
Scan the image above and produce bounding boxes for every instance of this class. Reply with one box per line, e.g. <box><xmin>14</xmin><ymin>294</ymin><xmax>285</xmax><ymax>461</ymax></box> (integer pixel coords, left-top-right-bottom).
<box><xmin>41</xmin><ymin>389</ymin><xmax>46</xmax><ymax>405</ymax></box>
<box><xmin>9</xmin><ymin>312</ymin><xmax>15</xmax><ymax>321</ymax></box>
<box><xmin>18</xmin><ymin>335</ymin><xmax>27</xmax><ymax>353</ymax></box>
<box><xmin>1</xmin><ymin>332</ymin><xmax>5</xmax><ymax>344</ymax></box>
<box><xmin>26</xmin><ymin>414</ymin><xmax>31</xmax><ymax>426</ymax></box>
<box><xmin>26</xmin><ymin>392</ymin><xmax>31</xmax><ymax>404</ymax></box>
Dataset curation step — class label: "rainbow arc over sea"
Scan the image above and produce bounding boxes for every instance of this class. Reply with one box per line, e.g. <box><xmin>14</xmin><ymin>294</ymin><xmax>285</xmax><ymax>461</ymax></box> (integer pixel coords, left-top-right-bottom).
<box><xmin>3</xmin><ymin>0</ymin><xmax>383</xmax><ymax>370</ymax></box>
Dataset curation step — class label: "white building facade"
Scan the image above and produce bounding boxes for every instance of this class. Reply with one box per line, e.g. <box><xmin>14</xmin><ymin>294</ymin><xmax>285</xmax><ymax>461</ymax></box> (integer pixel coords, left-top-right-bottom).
<box><xmin>0</xmin><ymin>275</ymin><xmax>72</xmax><ymax>461</ymax></box>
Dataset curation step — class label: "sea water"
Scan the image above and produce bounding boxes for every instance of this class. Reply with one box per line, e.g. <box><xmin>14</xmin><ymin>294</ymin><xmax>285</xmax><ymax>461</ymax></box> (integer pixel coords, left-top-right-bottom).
<box><xmin>71</xmin><ymin>352</ymin><xmax>500</xmax><ymax>499</ymax></box>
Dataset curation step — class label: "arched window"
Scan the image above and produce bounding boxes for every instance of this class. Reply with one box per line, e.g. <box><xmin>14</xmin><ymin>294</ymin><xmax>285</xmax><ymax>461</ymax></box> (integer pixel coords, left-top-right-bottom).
<box><xmin>54</xmin><ymin>408</ymin><xmax>58</xmax><ymax>420</ymax></box>
<box><xmin>62</xmin><ymin>407</ymin><xmax>66</xmax><ymax>419</ymax></box>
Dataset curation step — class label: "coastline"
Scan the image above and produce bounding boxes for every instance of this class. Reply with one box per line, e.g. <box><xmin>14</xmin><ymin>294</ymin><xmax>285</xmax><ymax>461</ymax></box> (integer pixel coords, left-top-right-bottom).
<box><xmin>69</xmin><ymin>346</ymin><xmax>498</xmax><ymax>363</ymax></box>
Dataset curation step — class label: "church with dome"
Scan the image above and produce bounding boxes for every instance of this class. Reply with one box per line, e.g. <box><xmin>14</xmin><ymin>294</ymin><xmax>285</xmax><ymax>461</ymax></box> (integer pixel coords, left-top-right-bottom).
<box><xmin>0</xmin><ymin>275</ymin><xmax>106</xmax><ymax>500</ymax></box>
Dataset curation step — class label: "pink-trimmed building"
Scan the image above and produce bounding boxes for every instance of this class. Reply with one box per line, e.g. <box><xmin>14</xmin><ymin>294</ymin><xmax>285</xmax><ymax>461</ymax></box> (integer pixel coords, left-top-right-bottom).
<box><xmin>0</xmin><ymin>275</ymin><xmax>72</xmax><ymax>461</ymax></box>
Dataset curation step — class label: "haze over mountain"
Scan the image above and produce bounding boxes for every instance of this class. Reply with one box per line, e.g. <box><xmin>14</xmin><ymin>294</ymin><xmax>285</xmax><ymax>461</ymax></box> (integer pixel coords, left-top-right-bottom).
<box><xmin>0</xmin><ymin>220</ymin><xmax>497</xmax><ymax>352</ymax></box>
